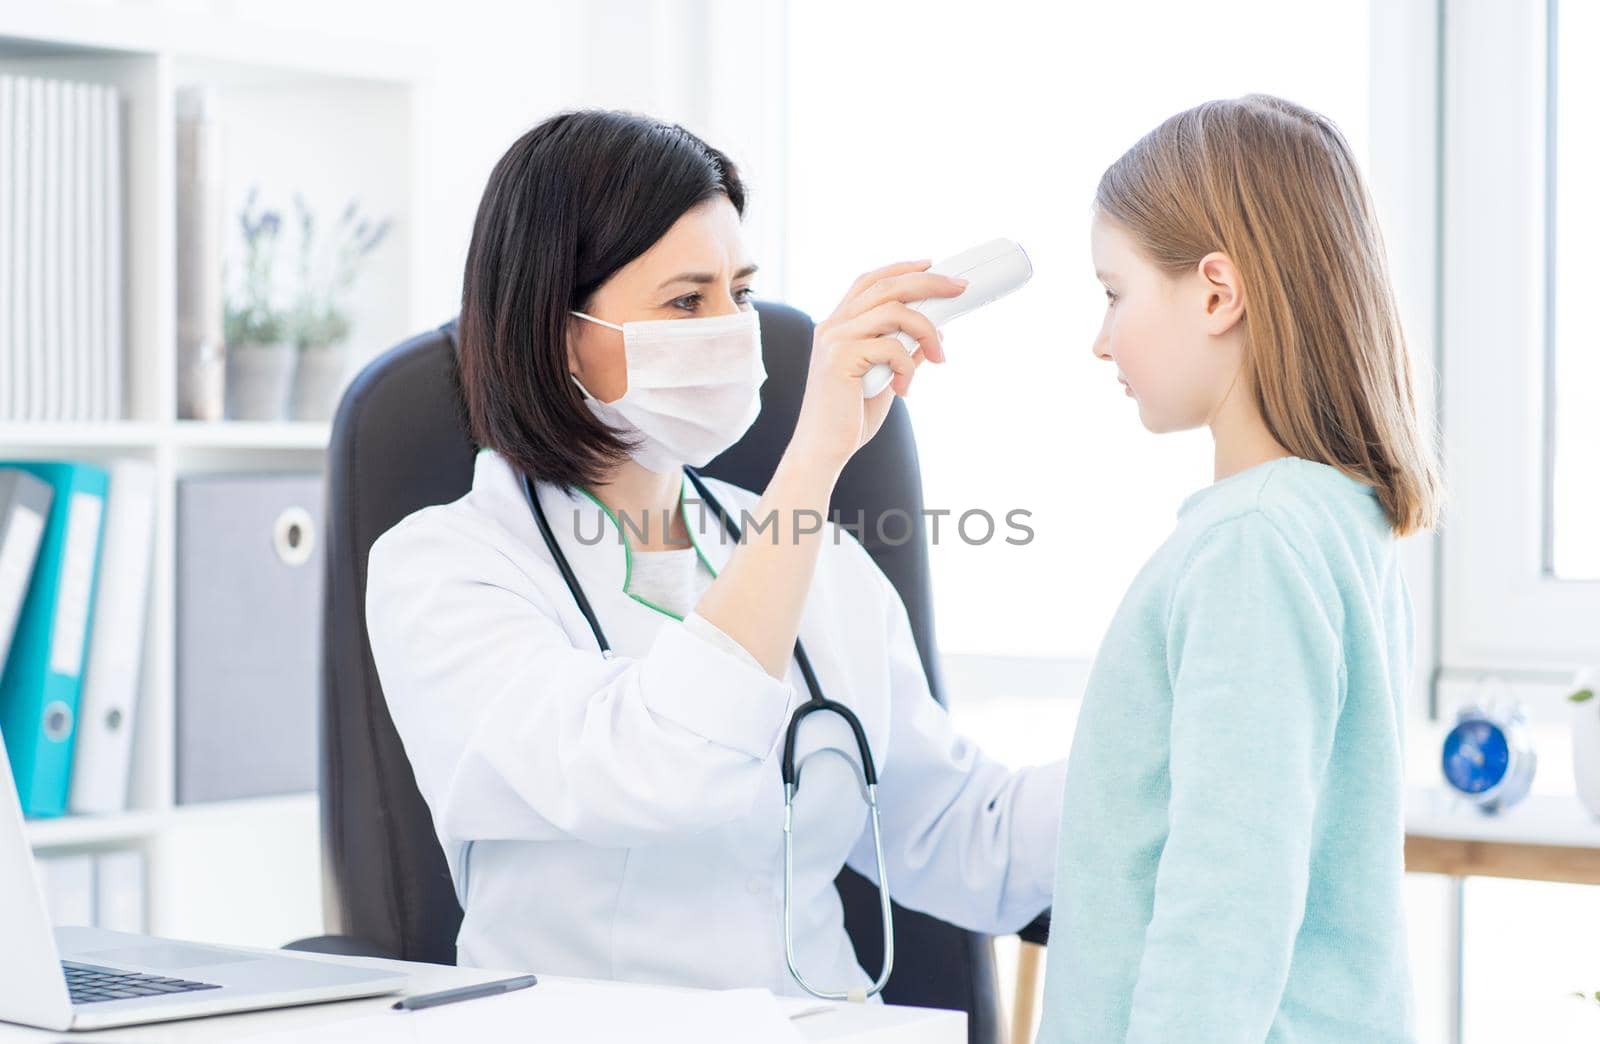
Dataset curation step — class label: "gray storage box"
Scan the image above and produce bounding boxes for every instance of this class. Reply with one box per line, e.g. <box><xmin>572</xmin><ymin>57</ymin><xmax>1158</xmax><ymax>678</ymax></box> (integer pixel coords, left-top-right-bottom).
<box><xmin>176</xmin><ymin>474</ymin><xmax>323</xmax><ymax>804</ymax></box>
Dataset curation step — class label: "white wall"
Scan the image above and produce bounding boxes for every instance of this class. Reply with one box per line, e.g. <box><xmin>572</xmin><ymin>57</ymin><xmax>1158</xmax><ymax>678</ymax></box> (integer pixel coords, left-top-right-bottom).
<box><xmin>193</xmin><ymin>0</ymin><xmax>785</xmax><ymax>332</ymax></box>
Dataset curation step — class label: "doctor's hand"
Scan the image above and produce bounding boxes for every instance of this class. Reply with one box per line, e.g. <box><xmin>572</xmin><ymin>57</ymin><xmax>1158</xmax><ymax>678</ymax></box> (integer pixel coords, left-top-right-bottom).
<box><xmin>787</xmin><ymin>260</ymin><xmax>966</xmax><ymax>475</ymax></box>
<box><xmin>699</xmin><ymin>261</ymin><xmax>961</xmax><ymax>676</ymax></box>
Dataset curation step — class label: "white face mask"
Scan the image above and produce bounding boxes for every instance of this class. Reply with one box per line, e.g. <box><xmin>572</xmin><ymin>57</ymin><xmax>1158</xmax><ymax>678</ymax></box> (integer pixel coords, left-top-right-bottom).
<box><xmin>569</xmin><ymin>309</ymin><xmax>766</xmax><ymax>474</ymax></box>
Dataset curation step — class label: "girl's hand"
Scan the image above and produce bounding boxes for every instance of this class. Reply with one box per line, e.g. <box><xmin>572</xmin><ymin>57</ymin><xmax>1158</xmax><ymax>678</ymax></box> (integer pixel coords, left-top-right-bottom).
<box><xmin>786</xmin><ymin>260</ymin><xmax>967</xmax><ymax>476</ymax></box>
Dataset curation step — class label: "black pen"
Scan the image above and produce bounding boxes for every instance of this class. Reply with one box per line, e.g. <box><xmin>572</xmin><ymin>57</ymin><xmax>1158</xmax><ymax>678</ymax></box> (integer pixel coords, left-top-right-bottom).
<box><xmin>392</xmin><ymin>974</ymin><xmax>540</xmax><ymax>1011</ymax></box>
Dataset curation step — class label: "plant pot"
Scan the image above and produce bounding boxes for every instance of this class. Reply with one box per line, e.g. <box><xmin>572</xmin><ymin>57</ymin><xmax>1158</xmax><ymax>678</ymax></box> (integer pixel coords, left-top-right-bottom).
<box><xmin>177</xmin><ymin>339</ymin><xmax>225</xmax><ymax>421</ymax></box>
<box><xmin>1570</xmin><ymin>669</ymin><xmax>1600</xmax><ymax>818</ymax></box>
<box><xmin>289</xmin><ymin>345</ymin><xmax>349</xmax><ymax>421</ymax></box>
<box><xmin>224</xmin><ymin>341</ymin><xmax>295</xmax><ymax>421</ymax></box>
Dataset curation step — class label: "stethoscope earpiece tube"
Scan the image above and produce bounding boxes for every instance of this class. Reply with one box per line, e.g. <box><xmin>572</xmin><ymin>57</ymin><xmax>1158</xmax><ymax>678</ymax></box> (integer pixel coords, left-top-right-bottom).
<box><xmin>782</xmin><ymin>700</ymin><xmax>879</xmax><ymax>788</ymax></box>
<box><xmin>524</xmin><ymin>473</ymin><xmax>614</xmax><ymax>657</ymax></box>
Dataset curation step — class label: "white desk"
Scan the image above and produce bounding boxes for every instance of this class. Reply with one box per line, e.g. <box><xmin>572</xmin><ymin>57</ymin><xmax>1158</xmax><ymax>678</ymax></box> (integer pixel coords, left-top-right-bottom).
<box><xmin>0</xmin><ymin>952</ymin><xmax>964</xmax><ymax>1043</ymax></box>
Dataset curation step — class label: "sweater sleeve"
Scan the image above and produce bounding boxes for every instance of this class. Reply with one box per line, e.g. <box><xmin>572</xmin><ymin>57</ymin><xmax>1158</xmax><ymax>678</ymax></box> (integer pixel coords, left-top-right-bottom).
<box><xmin>1126</xmin><ymin>511</ymin><xmax>1344</xmax><ymax>1043</ymax></box>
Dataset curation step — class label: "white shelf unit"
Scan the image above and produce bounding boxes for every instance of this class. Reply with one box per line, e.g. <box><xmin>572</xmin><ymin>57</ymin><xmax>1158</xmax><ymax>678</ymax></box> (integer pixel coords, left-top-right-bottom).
<box><xmin>0</xmin><ymin>421</ymin><xmax>332</xmax><ymax>449</ymax></box>
<box><xmin>1</xmin><ymin>5</ymin><xmax>426</xmax><ymax>948</ymax></box>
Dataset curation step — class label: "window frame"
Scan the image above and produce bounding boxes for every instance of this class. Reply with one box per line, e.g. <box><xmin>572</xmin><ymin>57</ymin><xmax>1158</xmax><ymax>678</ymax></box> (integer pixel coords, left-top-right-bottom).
<box><xmin>1439</xmin><ymin>0</ymin><xmax>1600</xmax><ymax>678</ymax></box>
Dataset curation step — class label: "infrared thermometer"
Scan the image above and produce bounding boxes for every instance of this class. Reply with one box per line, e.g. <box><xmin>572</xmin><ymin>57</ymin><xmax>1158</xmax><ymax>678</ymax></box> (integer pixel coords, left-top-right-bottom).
<box><xmin>861</xmin><ymin>238</ymin><xmax>1034</xmax><ymax>398</ymax></box>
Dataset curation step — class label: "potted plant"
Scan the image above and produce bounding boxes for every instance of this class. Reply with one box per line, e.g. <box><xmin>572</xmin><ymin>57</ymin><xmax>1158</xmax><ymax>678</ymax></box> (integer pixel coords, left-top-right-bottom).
<box><xmin>223</xmin><ymin>189</ymin><xmax>292</xmax><ymax>421</ymax></box>
<box><xmin>287</xmin><ymin>195</ymin><xmax>392</xmax><ymax>421</ymax></box>
<box><xmin>1567</xmin><ymin>668</ymin><xmax>1600</xmax><ymax>818</ymax></box>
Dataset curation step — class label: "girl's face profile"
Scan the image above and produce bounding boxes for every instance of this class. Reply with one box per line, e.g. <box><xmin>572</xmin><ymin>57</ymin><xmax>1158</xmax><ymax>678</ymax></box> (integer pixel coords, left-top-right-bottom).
<box><xmin>1089</xmin><ymin>213</ymin><xmax>1244</xmax><ymax>434</ymax></box>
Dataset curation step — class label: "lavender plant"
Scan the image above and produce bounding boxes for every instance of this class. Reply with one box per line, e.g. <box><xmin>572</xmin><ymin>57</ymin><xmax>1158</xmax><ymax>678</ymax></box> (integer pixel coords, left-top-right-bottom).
<box><xmin>290</xmin><ymin>194</ymin><xmax>393</xmax><ymax>352</ymax></box>
<box><xmin>223</xmin><ymin>187</ymin><xmax>287</xmax><ymax>346</ymax></box>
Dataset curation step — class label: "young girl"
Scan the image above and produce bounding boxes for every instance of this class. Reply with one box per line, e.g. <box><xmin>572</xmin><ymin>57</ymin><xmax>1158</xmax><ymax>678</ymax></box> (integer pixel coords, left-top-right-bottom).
<box><xmin>1037</xmin><ymin>95</ymin><xmax>1439</xmax><ymax>1043</ymax></box>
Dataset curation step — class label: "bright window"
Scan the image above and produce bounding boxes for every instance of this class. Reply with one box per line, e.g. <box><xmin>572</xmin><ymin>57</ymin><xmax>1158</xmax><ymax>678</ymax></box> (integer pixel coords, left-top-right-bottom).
<box><xmin>1462</xmin><ymin>877</ymin><xmax>1600</xmax><ymax>1042</ymax></box>
<box><xmin>784</xmin><ymin>0</ymin><xmax>1371</xmax><ymax>660</ymax></box>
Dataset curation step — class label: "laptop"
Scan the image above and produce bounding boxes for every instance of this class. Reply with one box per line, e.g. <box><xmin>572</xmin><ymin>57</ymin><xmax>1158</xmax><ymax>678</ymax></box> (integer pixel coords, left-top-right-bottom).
<box><xmin>0</xmin><ymin>741</ymin><xmax>407</xmax><ymax>1031</ymax></box>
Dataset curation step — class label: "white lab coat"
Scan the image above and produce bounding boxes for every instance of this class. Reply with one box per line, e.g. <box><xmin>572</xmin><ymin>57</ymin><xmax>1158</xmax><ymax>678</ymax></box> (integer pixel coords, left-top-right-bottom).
<box><xmin>365</xmin><ymin>449</ymin><xmax>1065</xmax><ymax>997</ymax></box>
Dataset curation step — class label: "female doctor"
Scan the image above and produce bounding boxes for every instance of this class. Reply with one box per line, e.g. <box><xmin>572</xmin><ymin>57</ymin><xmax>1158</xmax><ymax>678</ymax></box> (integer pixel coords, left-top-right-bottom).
<box><xmin>366</xmin><ymin>109</ymin><xmax>1066</xmax><ymax>1000</ymax></box>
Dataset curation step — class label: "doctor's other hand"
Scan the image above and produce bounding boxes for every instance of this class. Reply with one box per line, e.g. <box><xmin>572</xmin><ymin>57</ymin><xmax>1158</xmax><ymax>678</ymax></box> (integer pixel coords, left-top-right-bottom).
<box><xmin>787</xmin><ymin>260</ymin><xmax>966</xmax><ymax>475</ymax></box>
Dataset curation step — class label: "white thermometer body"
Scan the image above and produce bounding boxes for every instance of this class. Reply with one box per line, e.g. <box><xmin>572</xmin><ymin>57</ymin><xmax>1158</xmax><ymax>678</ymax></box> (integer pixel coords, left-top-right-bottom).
<box><xmin>861</xmin><ymin>238</ymin><xmax>1033</xmax><ymax>397</ymax></box>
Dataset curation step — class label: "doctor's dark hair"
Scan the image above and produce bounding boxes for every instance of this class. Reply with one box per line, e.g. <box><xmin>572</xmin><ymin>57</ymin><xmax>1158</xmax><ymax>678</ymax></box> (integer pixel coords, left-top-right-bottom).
<box><xmin>457</xmin><ymin>110</ymin><xmax>746</xmax><ymax>488</ymax></box>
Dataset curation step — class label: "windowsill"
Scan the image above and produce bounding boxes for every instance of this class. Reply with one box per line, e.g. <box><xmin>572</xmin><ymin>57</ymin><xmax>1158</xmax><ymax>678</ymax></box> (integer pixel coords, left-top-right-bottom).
<box><xmin>1406</xmin><ymin>786</ymin><xmax>1600</xmax><ymax>849</ymax></box>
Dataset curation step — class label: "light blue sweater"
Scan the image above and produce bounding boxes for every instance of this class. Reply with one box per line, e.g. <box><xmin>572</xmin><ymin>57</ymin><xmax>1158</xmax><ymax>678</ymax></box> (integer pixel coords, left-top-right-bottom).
<box><xmin>1038</xmin><ymin>457</ymin><xmax>1416</xmax><ymax>1043</ymax></box>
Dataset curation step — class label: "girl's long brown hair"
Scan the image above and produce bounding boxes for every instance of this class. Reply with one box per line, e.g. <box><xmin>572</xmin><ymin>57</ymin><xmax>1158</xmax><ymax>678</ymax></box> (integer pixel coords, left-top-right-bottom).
<box><xmin>1097</xmin><ymin>94</ymin><xmax>1441</xmax><ymax>535</ymax></box>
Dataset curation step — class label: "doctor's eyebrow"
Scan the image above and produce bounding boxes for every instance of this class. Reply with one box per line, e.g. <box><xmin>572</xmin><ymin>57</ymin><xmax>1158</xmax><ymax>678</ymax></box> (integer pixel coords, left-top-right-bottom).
<box><xmin>657</xmin><ymin>264</ymin><xmax>759</xmax><ymax>289</ymax></box>
<box><xmin>1094</xmin><ymin>269</ymin><xmax>1118</xmax><ymax>282</ymax></box>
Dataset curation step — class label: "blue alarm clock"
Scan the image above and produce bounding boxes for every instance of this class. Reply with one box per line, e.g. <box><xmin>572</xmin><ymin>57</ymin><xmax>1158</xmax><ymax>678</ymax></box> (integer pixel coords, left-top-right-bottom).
<box><xmin>1441</xmin><ymin>703</ymin><xmax>1536</xmax><ymax>813</ymax></box>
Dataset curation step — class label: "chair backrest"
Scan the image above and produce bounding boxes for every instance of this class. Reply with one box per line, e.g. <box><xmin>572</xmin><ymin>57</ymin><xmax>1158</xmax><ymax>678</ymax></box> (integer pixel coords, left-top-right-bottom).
<box><xmin>319</xmin><ymin>301</ymin><xmax>1000</xmax><ymax>1043</ymax></box>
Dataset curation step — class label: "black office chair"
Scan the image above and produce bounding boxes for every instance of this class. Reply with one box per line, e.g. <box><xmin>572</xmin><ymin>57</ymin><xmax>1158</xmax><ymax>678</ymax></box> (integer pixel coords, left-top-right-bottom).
<box><xmin>290</xmin><ymin>300</ymin><xmax>1039</xmax><ymax>1044</ymax></box>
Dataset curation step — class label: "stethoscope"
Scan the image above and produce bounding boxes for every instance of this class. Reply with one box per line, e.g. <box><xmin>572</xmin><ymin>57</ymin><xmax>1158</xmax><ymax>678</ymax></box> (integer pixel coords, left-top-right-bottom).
<box><xmin>521</xmin><ymin>467</ymin><xmax>895</xmax><ymax>1003</ymax></box>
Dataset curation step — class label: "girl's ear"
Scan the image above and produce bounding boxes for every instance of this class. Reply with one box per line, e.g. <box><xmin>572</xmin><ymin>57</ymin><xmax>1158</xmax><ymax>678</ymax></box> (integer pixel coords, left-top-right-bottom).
<box><xmin>1196</xmin><ymin>252</ymin><xmax>1246</xmax><ymax>336</ymax></box>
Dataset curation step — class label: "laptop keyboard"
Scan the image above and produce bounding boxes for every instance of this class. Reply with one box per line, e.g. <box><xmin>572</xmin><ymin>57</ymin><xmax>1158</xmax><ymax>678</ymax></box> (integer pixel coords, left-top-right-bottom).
<box><xmin>62</xmin><ymin>961</ymin><xmax>222</xmax><ymax>1005</ymax></box>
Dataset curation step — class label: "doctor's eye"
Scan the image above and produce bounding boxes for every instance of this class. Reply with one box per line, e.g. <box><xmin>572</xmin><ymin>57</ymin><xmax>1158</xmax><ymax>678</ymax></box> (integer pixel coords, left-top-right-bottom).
<box><xmin>734</xmin><ymin>286</ymin><xmax>756</xmax><ymax>305</ymax></box>
<box><xmin>670</xmin><ymin>292</ymin><xmax>703</xmax><ymax>312</ymax></box>
<box><xmin>1103</xmin><ymin>287</ymin><xmax>1119</xmax><ymax>305</ymax></box>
